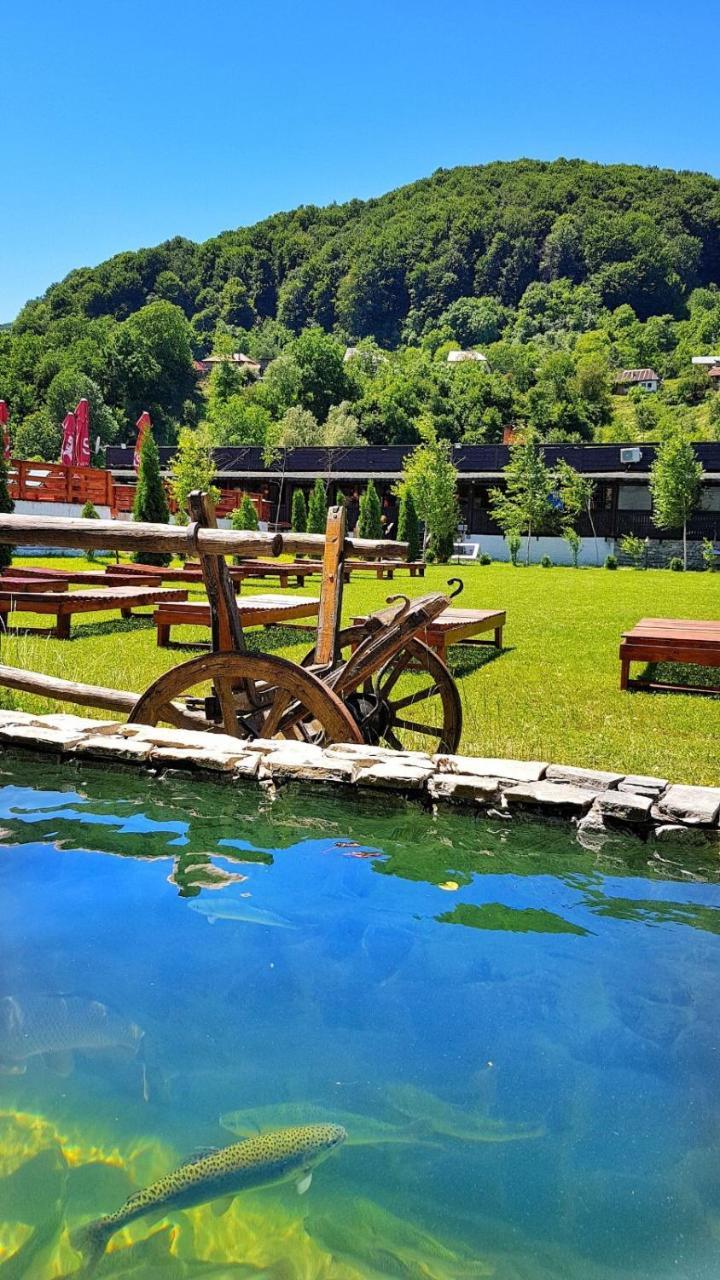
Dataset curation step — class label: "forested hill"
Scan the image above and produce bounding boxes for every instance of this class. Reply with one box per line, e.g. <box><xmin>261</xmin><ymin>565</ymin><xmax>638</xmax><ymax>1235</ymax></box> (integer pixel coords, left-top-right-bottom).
<box><xmin>16</xmin><ymin>160</ymin><xmax>720</xmax><ymax>342</ymax></box>
<box><xmin>4</xmin><ymin>158</ymin><xmax>720</xmax><ymax>456</ymax></box>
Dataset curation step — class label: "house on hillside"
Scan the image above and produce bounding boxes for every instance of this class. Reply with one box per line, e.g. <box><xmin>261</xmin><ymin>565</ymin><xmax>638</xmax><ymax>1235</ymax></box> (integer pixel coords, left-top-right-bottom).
<box><xmin>194</xmin><ymin>352</ymin><xmax>263</xmax><ymax>378</ymax></box>
<box><xmin>707</xmin><ymin>365</ymin><xmax>720</xmax><ymax>390</ymax></box>
<box><xmin>613</xmin><ymin>368</ymin><xmax>660</xmax><ymax>394</ymax></box>
<box><xmin>447</xmin><ymin>349</ymin><xmax>488</xmax><ymax>366</ymax></box>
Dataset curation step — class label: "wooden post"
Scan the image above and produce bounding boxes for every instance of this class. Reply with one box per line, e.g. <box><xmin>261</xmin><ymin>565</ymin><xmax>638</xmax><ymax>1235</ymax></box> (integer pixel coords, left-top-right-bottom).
<box><xmin>188</xmin><ymin>491</ymin><xmax>245</xmax><ymax>654</ymax></box>
<box><xmin>314</xmin><ymin>505</ymin><xmax>346</xmax><ymax>667</ymax></box>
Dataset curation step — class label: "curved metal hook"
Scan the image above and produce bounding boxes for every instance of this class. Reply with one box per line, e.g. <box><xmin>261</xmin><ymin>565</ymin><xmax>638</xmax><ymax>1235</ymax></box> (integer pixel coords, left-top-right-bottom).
<box><xmin>446</xmin><ymin>577</ymin><xmax>464</xmax><ymax>600</ymax></box>
<box><xmin>385</xmin><ymin>593</ymin><xmax>411</xmax><ymax>624</ymax></box>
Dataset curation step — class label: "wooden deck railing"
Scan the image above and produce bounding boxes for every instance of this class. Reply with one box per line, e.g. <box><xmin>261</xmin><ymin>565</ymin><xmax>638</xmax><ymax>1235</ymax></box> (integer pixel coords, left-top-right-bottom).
<box><xmin>7</xmin><ymin>460</ymin><xmax>270</xmax><ymax>522</ymax></box>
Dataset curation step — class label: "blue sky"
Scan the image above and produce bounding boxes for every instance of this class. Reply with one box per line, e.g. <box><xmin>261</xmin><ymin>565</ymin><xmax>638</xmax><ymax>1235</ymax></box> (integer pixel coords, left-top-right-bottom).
<box><xmin>2</xmin><ymin>0</ymin><xmax>717</xmax><ymax>322</ymax></box>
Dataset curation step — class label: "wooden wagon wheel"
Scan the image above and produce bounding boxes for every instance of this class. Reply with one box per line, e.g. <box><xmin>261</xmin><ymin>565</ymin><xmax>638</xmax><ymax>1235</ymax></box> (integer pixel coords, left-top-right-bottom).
<box><xmin>302</xmin><ymin>628</ymin><xmax>462</xmax><ymax>754</ymax></box>
<box><xmin>128</xmin><ymin>652</ymin><xmax>363</xmax><ymax>744</ymax></box>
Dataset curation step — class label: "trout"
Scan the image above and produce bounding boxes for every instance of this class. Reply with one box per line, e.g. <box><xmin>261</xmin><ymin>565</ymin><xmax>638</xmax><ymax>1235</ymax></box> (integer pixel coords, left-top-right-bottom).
<box><xmin>72</xmin><ymin>1123</ymin><xmax>346</xmax><ymax>1269</ymax></box>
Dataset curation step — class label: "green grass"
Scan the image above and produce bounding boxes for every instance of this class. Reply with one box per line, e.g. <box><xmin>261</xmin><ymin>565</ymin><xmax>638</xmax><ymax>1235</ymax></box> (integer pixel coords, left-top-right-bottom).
<box><xmin>0</xmin><ymin>556</ymin><xmax>719</xmax><ymax>784</ymax></box>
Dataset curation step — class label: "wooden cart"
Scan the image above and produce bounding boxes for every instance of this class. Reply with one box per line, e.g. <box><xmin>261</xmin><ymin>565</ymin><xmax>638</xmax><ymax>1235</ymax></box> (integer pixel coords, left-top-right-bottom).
<box><xmin>0</xmin><ymin>494</ymin><xmax>462</xmax><ymax>752</ymax></box>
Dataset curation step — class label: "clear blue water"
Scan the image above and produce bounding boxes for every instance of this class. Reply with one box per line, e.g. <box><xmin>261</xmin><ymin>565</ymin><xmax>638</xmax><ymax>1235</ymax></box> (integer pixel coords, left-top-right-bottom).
<box><xmin>0</xmin><ymin>755</ymin><xmax>719</xmax><ymax>1278</ymax></box>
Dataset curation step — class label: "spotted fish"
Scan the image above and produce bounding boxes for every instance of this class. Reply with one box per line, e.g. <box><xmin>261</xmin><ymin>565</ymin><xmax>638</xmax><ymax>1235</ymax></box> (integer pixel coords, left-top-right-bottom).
<box><xmin>0</xmin><ymin>995</ymin><xmax>143</xmax><ymax>1076</ymax></box>
<box><xmin>71</xmin><ymin>1123</ymin><xmax>346</xmax><ymax>1269</ymax></box>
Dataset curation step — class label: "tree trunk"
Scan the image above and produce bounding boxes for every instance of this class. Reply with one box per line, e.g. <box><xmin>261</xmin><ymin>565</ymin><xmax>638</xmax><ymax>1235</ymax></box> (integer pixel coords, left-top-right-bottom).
<box><xmin>683</xmin><ymin>519</ymin><xmax>687</xmax><ymax>571</ymax></box>
<box><xmin>526</xmin><ymin>519</ymin><xmax>532</xmax><ymax>566</ymax></box>
<box><xmin>587</xmin><ymin>499</ymin><xmax>600</xmax><ymax>567</ymax></box>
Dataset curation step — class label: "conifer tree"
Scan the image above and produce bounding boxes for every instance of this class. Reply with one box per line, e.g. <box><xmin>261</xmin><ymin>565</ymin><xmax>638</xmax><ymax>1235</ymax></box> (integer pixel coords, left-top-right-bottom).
<box><xmin>397</xmin><ymin>486</ymin><xmax>421</xmax><ymax>560</ymax></box>
<box><xmin>307</xmin><ymin>477</ymin><xmax>327</xmax><ymax>534</ymax></box>
<box><xmin>291</xmin><ymin>488</ymin><xmax>307</xmax><ymax>532</ymax></box>
<box><xmin>132</xmin><ymin>427</ymin><xmax>170</xmax><ymax>565</ymax></box>
<box><xmin>81</xmin><ymin>499</ymin><xmax>100</xmax><ymax>562</ymax></box>
<box><xmin>231</xmin><ymin>495</ymin><xmax>259</xmax><ymax>531</ymax></box>
<box><xmin>358</xmin><ymin>479</ymin><xmax>383</xmax><ymax>539</ymax></box>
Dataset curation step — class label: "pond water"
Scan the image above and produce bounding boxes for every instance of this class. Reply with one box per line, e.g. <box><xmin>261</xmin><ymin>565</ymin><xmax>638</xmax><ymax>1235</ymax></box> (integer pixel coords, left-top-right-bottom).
<box><xmin>0</xmin><ymin>755</ymin><xmax>719</xmax><ymax>1278</ymax></box>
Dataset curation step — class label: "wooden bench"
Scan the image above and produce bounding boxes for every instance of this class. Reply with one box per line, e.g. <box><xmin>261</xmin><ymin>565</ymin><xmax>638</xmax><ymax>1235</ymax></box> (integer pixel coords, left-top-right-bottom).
<box><xmin>0</xmin><ymin>576</ymin><xmax>69</xmax><ymax>593</ymax></box>
<box><xmin>620</xmin><ymin>618</ymin><xmax>720</xmax><ymax>693</ymax></box>
<box><xmin>0</xmin><ymin>586</ymin><xmax>189</xmax><ymax>639</ymax></box>
<box><xmin>341</xmin><ymin>559</ymin><xmax>424</xmax><ymax>581</ymax></box>
<box><xmin>352</xmin><ymin>606</ymin><xmax>505</xmax><ymax>663</ymax></box>
<box><xmin>154</xmin><ymin>593</ymin><xmax>320</xmax><ymax>647</ymax></box>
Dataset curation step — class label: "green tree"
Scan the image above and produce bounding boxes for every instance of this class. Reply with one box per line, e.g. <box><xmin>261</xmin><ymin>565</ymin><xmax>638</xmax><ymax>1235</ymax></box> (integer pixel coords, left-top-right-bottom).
<box><xmin>402</xmin><ymin>422</ymin><xmax>459</xmax><ymax>562</ymax></box>
<box><xmin>563</xmin><ymin>526</ymin><xmax>582</xmax><ymax>568</ymax></box>
<box><xmin>397</xmin><ymin>485</ymin><xmax>421</xmax><ymax>560</ymax></box>
<box><xmin>291</xmin><ymin>488</ymin><xmax>307</xmax><ymax>532</ymax></box>
<box><xmin>168</xmin><ymin>425</ymin><xmax>220</xmax><ymax>522</ymax></box>
<box><xmin>307</xmin><ymin>476</ymin><xmax>328</xmax><ymax>535</ymax></box>
<box><xmin>555</xmin><ymin>460</ymin><xmax>598</xmax><ymax>564</ymax></box>
<box><xmin>14</xmin><ymin>410</ymin><xmax>61</xmax><ymax>461</ymax></box>
<box><xmin>293</xmin><ymin>328</ymin><xmax>349</xmax><ymax>421</ymax></box>
<box><xmin>649</xmin><ymin>430</ymin><xmax>704</xmax><ymax>568</ymax></box>
<box><xmin>132</xmin><ymin>427</ymin><xmax>171</xmax><ymax>565</ymax></box>
<box><xmin>490</xmin><ymin>432</ymin><xmax>555</xmax><ymax>565</ymax></box>
<box><xmin>231</xmin><ymin>495</ymin><xmax>259</xmax><ymax>531</ymax></box>
<box><xmin>46</xmin><ymin>369</ymin><xmax>117</xmax><ymax>453</ymax></box>
<box><xmin>209</xmin><ymin>396</ymin><xmax>270</xmax><ymax>446</ymax></box>
<box><xmin>358</xmin><ymin>479</ymin><xmax>383</xmax><ymax>539</ymax></box>
<box><xmin>324</xmin><ymin>401</ymin><xmax>363</xmax><ymax>446</ymax></box>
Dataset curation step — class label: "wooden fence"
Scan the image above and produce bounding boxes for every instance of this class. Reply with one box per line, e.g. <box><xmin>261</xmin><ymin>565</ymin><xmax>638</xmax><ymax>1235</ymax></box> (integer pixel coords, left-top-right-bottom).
<box><xmin>7</xmin><ymin>460</ymin><xmax>269</xmax><ymax>522</ymax></box>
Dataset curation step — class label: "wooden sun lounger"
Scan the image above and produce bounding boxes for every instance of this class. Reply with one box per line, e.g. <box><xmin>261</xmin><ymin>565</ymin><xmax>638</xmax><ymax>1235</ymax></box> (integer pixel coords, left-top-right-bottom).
<box><xmin>0</xmin><ymin>585</ymin><xmax>189</xmax><ymax>639</ymax></box>
<box><xmin>5</xmin><ymin>565</ymin><xmax>163</xmax><ymax>588</ymax></box>
<box><xmin>0</xmin><ymin>576</ymin><xmax>69</xmax><ymax>593</ymax></box>
<box><xmin>153</xmin><ymin>593</ymin><xmax>320</xmax><ymax>647</ymax></box>
<box><xmin>620</xmin><ymin>617</ymin><xmax>720</xmax><ymax>693</ymax></box>
<box><xmin>352</xmin><ymin>606</ymin><xmax>505</xmax><ymax>662</ymax></box>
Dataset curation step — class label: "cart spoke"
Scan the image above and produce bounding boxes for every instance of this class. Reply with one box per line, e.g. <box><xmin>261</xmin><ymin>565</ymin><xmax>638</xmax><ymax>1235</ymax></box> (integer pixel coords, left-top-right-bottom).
<box><xmin>387</xmin><ymin>683</ymin><xmax>440</xmax><ymax>712</ymax></box>
<box><xmin>392</xmin><ymin>717</ymin><xmax>444</xmax><ymax>738</ymax></box>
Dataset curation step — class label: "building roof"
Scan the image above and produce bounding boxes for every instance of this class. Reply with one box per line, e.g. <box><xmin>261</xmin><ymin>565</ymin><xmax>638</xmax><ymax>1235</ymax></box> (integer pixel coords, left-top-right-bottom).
<box><xmin>447</xmin><ymin>349</ymin><xmax>488</xmax><ymax>363</ymax></box>
<box><xmin>197</xmin><ymin>352</ymin><xmax>261</xmax><ymax>368</ymax></box>
<box><xmin>614</xmin><ymin>368</ymin><xmax>659</xmax><ymax>383</ymax></box>
<box><xmin>708</xmin><ymin>366</ymin><xmax>720</xmax><ymax>378</ymax></box>
<box><xmin>107</xmin><ymin>441</ymin><xmax>720</xmax><ymax>483</ymax></box>
<box><xmin>692</xmin><ymin>355</ymin><xmax>720</xmax><ymax>365</ymax></box>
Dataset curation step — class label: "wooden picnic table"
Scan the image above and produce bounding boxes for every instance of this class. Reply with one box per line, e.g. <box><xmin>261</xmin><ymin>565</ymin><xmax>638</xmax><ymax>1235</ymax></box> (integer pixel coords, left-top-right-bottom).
<box><xmin>0</xmin><ymin>585</ymin><xmax>189</xmax><ymax>639</ymax></box>
<box><xmin>620</xmin><ymin>617</ymin><xmax>720</xmax><ymax>693</ymax></box>
<box><xmin>154</xmin><ymin>593</ymin><xmax>320</xmax><ymax>647</ymax></box>
<box><xmin>352</xmin><ymin>606</ymin><xmax>505</xmax><ymax>663</ymax></box>
<box><xmin>343</xmin><ymin>559</ymin><xmax>426</xmax><ymax>581</ymax></box>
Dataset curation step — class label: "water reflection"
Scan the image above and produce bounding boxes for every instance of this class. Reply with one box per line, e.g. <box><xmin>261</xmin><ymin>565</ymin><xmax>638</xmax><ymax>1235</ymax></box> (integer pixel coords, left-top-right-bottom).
<box><xmin>0</xmin><ymin>756</ymin><xmax>718</xmax><ymax>1277</ymax></box>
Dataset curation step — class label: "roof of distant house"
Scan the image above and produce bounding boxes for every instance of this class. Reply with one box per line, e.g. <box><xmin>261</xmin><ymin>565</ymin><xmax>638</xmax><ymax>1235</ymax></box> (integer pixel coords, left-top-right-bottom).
<box><xmin>447</xmin><ymin>349</ymin><xmax>488</xmax><ymax>363</ymax></box>
<box><xmin>708</xmin><ymin>365</ymin><xmax>720</xmax><ymax>378</ymax></box>
<box><xmin>198</xmin><ymin>352</ymin><xmax>261</xmax><ymax>367</ymax></box>
<box><xmin>614</xmin><ymin>368</ymin><xmax>659</xmax><ymax>383</ymax></box>
<box><xmin>691</xmin><ymin>355</ymin><xmax>720</xmax><ymax>365</ymax></box>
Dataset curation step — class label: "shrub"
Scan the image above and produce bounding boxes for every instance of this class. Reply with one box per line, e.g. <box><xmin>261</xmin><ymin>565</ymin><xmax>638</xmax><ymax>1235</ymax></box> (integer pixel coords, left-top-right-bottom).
<box><xmin>132</xmin><ymin>428</ymin><xmax>171</xmax><ymax>565</ymax></box>
<box><xmin>479</xmin><ymin>552</ymin><xmax>492</xmax><ymax>565</ymax></box>
<box><xmin>668</xmin><ymin>556</ymin><xmax>684</xmax><ymax>572</ymax></box>
<box><xmin>540</xmin><ymin>554</ymin><xmax>553</xmax><ymax>568</ymax></box>
<box><xmin>397</xmin><ymin>487</ymin><xmax>421</xmax><ymax>561</ymax></box>
<box><xmin>507</xmin><ymin>531</ymin><xmax>522</xmax><ymax>567</ymax></box>
<box><xmin>563</xmin><ymin>526</ymin><xmax>582</xmax><ymax>568</ymax></box>
<box><xmin>619</xmin><ymin>533</ymin><xmax>647</xmax><ymax>569</ymax></box>
<box><xmin>231</xmin><ymin>495</ymin><xmax>259</xmax><ymax>531</ymax></box>
<box><xmin>358</xmin><ymin>479</ymin><xmax>383</xmax><ymax>539</ymax></box>
<box><xmin>81</xmin><ymin>499</ymin><xmax>100</xmax><ymax>562</ymax></box>
<box><xmin>424</xmin><ymin>547</ymin><xmax>437</xmax><ymax>564</ymax></box>
<box><xmin>291</xmin><ymin>488</ymin><xmax>307</xmax><ymax>533</ymax></box>
<box><xmin>701</xmin><ymin>537</ymin><xmax>717</xmax><ymax>571</ymax></box>
<box><xmin>307</xmin><ymin>477</ymin><xmax>327</xmax><ymax>535</ymax></box>
<box><xmin>605</xmin><ymin>554</ymin><xmax>618</xmax><ymax>570</ymax></box>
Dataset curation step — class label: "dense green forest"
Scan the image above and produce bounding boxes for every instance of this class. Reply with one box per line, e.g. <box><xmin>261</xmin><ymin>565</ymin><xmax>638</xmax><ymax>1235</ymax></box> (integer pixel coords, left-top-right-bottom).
<box><xmin>3</xmin><ymin>158</ymin><xmax>720</xmax><ymax>457</ymax></box>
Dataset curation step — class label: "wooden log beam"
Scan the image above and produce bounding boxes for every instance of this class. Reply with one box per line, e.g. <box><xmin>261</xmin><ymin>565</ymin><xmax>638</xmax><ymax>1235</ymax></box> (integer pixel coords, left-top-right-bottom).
<box><xmin>0</xmin><ymin>664</ymin><xmax>137</xmax><ymax>714</ymax></box>
<box><xmin>0</xmin><ymin>513</ymin><xmax>409</xmax><ymax>562</ymax></box>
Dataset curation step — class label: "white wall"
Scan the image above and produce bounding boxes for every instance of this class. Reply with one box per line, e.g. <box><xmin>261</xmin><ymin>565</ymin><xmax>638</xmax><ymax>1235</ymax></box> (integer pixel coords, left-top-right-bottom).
<box><xmin>459</xmin><ymin>533</ymin><xmax>615</xmax><ymax>566</ymax></box>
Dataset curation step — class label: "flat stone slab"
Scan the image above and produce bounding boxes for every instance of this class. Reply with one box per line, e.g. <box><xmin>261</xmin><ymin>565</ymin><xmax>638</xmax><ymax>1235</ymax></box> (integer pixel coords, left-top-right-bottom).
<box><xmin>434</xmin><ymin>754</ymin><xmax>546</xmax><ymax>783</ymax></box>
<box><xmin>354</xmin><ymin>759</ymin><xmax>434</xmax><ymax>791</ymax></box>
<box><xmin>619</xmin><ymin>774</ymin><xmax>668</xmax><ymax>796</ymax></box>
<box><xmin>652</xmin><ymin>823</ymin><xmax>713</xmax><ymax>845</ymax></box>
<box><xmin>504</xmin><ymin>780</ymin><xmax>599</xmax><ymax>813</ymax></box>
<box><xmin>597</xmin><ymin>790</ymin><xmax>654</xmax><ymax>825</ymax></box>
<box><xmin>653</xmin><ymin>784</ymin><xmax>720</xmax><ymax>827</ymax></box>
<box><xmin>428</xmin><ymin>773</ymin><xmax>501</xmax><ymax>805</ymax></box>
<box><xmin>545</xmin><ymin>764</ymin><xmax>624</xmax><ymax>790</ymax></box>
<box><xmin>258</xmin><ymin>744</ymin><xmax>356</xmax><ymax>784</ymax></box>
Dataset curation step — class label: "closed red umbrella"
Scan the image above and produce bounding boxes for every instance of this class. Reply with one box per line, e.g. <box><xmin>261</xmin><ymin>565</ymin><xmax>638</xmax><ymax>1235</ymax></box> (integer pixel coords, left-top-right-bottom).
<box><xmin>0</xmin><ymin>401</ymin><xmax>10</xmax><ymax>461</ymax></box>
<box><xmin>134</xmin><ymin>411</ymin><xmax>152</xmax><ymax>470</ymax></box>
<box><xmin>74</xmin><ymin>398</ymin><xmax>91</xmax><ymax>467</ymax></box>
<box><xmin>60</xmin><ymin>412</ymin><xmax>76</xmax><ymax>466</ymax></box>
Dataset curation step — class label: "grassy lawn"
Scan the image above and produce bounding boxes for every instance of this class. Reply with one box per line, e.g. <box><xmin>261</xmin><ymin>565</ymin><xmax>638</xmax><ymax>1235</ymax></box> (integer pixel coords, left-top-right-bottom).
<box><xmin>0</xmin><ymin>556</ymin><xmax>718</xmax><ymax>784</ymax></box>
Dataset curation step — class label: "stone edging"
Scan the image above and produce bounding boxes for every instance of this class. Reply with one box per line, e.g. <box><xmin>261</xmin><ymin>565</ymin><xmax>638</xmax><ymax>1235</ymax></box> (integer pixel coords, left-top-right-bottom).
<box><xmin>0</xmin><ymin>710</ymin><xmax>717</xmax><ymax>848</ymax></box>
